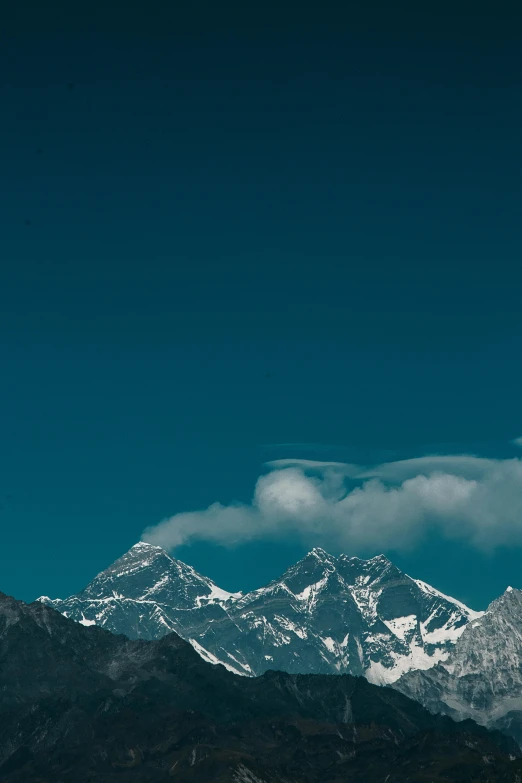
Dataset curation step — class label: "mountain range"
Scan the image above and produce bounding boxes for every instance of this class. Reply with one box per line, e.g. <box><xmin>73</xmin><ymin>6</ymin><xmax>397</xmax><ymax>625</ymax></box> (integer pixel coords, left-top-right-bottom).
<box><xmin>40</xmin><ymin>542</ymin><xmax>481</xmax><ymax>683</ymax></box>
<box><xmin>1</xmin><ymin>588</ymin><xmax>521</xmax><ymax>782</ymax></box>
<box><xmin>40</xmin><ymin>542</ymin><xmax>522</xmax><ymax>749</ymax></box>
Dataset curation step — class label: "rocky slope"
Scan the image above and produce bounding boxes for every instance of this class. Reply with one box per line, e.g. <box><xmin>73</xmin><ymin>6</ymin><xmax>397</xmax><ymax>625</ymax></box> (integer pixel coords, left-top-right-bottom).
<box><xmin>40</xmin><ymin>542</ymin><xmax>481</xmax><ymax>683</ymax></box>
<box><xmin>395</xmin><ymin>586</ymin><xmax>522</xmax><ymax>748</ymax></box>
<box><xmin>39</xmin><ymin>541</ymin><xmax>239</xmax><ymax>642</ymax></box>
<box><xmin>0</xmin><ymin>590</ymin><xmax>520</xmax><ymax>782</ymax></box>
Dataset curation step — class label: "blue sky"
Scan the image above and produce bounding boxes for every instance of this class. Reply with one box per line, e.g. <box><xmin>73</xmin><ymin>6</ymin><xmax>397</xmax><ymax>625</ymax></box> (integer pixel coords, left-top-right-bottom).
<box><xmin>1</xmin><ymin>1</ymin><xmax>521</xmax><ymax>609</ymax></box>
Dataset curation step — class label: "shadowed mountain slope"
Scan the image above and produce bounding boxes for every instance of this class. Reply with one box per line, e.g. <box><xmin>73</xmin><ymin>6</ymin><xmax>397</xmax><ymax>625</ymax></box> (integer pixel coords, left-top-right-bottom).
<box><xmin>0</xmin><ymin>590</ymin><xmax>521</xmax><ymax>782</ymax></box>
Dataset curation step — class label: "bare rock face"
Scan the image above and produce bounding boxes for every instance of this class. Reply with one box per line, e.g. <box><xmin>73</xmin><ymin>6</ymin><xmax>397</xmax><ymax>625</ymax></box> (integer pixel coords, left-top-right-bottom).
<box><xmin>40</xmin><ymin>543</ymin><xmax>480</xmax><ymax>682</ymax></box>
<box><xmin>0</xmin><ymin>590</ymin><xmax>520</xmax><ymax>783</ymax></box>
<box><xmin>395</xmin><ymin>587</ymin><xmax>522</xmax><ymax>747</ymax></box>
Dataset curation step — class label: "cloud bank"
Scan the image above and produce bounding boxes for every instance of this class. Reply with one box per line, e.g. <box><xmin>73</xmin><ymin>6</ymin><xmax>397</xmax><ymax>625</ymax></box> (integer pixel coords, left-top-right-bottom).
<box><xmin>142</xmin><ymin>452</ymin><xmax>522</xmax><ymax>554</ymax></box>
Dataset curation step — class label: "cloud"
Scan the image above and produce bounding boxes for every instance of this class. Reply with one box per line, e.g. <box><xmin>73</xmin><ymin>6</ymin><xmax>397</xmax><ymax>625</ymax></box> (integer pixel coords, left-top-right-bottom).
<box><xmin>358</xmin><ymin>455</ymin><xmax>498</xmax><ymax>482</ymax></box>
<box><xmin>142</xmin><ymin>454</ymin><xmax>522</xmax><ymax>554</ymax></box>
<box><xmin>512</xmin><ymin>437</ymin><xmax>522</xmax><ymax>448</ymax></box>
<box><xmin>266</xmin><ymin>455</ymin><xmax>497</xmax><ymax>481</ymax></box>
<box><xmin>266</xmin><ymin>458</ymin><xmax>361</xmax><ymax>475</ymax></box>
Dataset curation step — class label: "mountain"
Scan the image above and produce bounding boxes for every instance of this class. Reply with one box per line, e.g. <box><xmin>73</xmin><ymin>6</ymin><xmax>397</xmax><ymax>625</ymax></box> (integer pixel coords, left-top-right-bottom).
<box><xmin>40</xmin><ymin>542</ymin><xmax>481</xmax><ymax>682</ymax></box>
<box><xmin>40</xmin><ymin>541</ymin><xmax>239</xmax><ymax>641</ymax></box>
<box><xmin>1</xmin><ymin>590</ymin><xmax>521</xmax><ymax>782</ymax></box>
<box><xmin>394</xmin><ymin>586</ymin><xmax>522</xmax><ymax>748</ymax></box>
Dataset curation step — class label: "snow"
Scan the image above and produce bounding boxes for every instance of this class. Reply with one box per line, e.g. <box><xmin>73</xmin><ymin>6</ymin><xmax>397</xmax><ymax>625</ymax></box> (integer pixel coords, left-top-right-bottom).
<box><xmin>294</xmin><ymin>575</ymin><xmax>329</xmax><ymax>611</ymax></box>
<box><xmin>156</xmin><ymin>614</ymin><xmax>175</xmax><ymax>630</ymax></box>
<box><xmin>413</xmin><ymin>578</ymin><xmax>484</xmax><ymax>620</ymax></box>
<box><xmin>368</xmin><ymin>554</ymin><xmax>390</xmax><ymax>565</ymax></box>
<box><xmin>194</xmin><ymin>583</ymin><xmax>240</xmax><ymax>607</ymax></box>
<box><xmin>188</xmin><ymin>639</ymin><xmax>247</xmax><ymax>676</ymax></box>
<box><xmin>79</xmin><ymin>616</ymin><xmax>96</xmax><ymax>627</ymax></box>
<box><xmin>421</xmin><ymin>611</ymin><xmax>469</xmax><ymax>644</ymax></box>
<box><xmin>225</xmin><ymin>651</ymin><xmax>254</xmax><ymax>674</ymax></box>
<box><xmin>273</xmin><ymin>615</ymin><xmax>308</xmax><ymax>639</ymax></box>
<box><xmin>233</xmin><ymin>764</ymin><xmax>267</xmax><ymax>783</ymax></box>
<box><xmin>349</xmin><ymin>581</ymin><xmax>381</xmax><ymax>622</ymax></box>
<box><xmin>43</xmin><ymin>543</ymin><xmax>486</xmax><ymax>691</ymax></box>
<box><xmin>321</xmin><ymin>636</ymin><xmax>336</xmax><ymax>653</ymax></box>
<box><xmin>366</xmin><ymin>643</ymin><xmax>449</xmax><ymax>685</ymax></box>
<box><xmin>383</xmin><ymin>615</ymin><xmax>417</xmax><ymax>641</ymax></box>
<box><xmin>129</xmin><ymin>542</ymin><xmax>164</xmax><ymax>555</ymax></box>
<box><xmin>140</xmin><ymin>573</ymin><xmax>171</xmax><ymax>598</ymax></box>
<box><xmin>308</xmin><ymin>547</ymin><xmax>335</xmax><ymax>562</ymax></box>
<box><xmin>295</xmin><ymin>585</ymin><xmax>312</xmax><ymax>601</ymax></box>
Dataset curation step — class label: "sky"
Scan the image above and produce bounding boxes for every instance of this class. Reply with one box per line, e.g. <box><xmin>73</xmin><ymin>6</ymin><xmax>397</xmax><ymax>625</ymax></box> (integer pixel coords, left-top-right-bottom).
<box><xmin>1</xmin><ymin>0</ymin><xmax>521</xmax><ymax>610</ymax></box>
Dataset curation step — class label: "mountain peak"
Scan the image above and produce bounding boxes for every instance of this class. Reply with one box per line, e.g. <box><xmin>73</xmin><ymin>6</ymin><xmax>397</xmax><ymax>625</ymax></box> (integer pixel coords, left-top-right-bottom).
<box><xmin>307</xmin><ymin>546</ymin><xmax>334</xmax><ymax>561</ymax></box>
<box><xmin>487</xmin><ymin>585</ymin><xmax>522</xmax><ymax>615</ymax></box>
<box><xmin>40</xmin><ymin>546</ymin><xmax>481</xmax><ymax>686</ymax></box>
<box><xmin>42</xmin><ymin>540</ymin><xmax>239</xmax><ymax>636</ymax></box>
<box><xmin>127</xmin><ymin>540</ymin><xmax>172</xmax><ymax>561</ymax></box>
<box><xmin>132</xmin><ymin>540</ymin><xmax>166</xmax><ymax>552</ymax></box>
<box><xmin>337</xmin><ymin>553</ymin><xmax>391</xmax><ymax>566</ymax></box>
<box><xmin>105</xmin><ymin>540</ymin><xmax>175</xmax><ymax>572</ymax></box>
<box><xmin>291</xmin><ymin>547</ymin><xmax>337</xmax><ymax>572</ymax></box>
<box><xmin>368</xmin><ymin>553</ymin><xmax>391</xmax><ymax>564</ymax></box>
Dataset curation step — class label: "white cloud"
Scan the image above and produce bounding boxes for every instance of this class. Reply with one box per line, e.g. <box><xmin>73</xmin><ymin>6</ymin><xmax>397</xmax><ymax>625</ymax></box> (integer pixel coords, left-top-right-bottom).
<box><xmin>142</xmin><ymin>455</ymin><xmax>522</xmax><ymax>554</ymax></box>
<box><xmin>358</xmin><ymin>455</ymin><xmax>500</xmax><ymax>483</ymax></box>
<box><xmin>512</xmin><ymin>436</ymin><xmax>522</xmax><ymax>448</ymax></box>
<box><xmin>254</xmin><ymin>469</ymin><xmax>324</xmax><ymax>517</ymax></box>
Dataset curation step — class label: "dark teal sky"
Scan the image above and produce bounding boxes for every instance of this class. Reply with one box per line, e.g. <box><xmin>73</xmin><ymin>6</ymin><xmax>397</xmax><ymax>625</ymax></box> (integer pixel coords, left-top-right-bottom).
<box><xmin>1</xmin><ymin>1</ymin><xmax>521</xmax><ymax>609</ymax></box>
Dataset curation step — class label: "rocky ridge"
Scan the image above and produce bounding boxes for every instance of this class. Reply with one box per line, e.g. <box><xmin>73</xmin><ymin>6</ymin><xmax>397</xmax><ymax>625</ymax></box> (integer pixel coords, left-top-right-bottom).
<box><xmin>395</xmin><ymin>586</ymin><xmax>522</xmax><ymax>747</ymax></box>
<box><xmin>1</xmin><ymin>589</ymin><xmax>520</xmax><ymax>782</ymax></box>
<box><xmin>40</xmin><ymin>542</ymin><xmax>481</xmax><ymax>683</ymax></box>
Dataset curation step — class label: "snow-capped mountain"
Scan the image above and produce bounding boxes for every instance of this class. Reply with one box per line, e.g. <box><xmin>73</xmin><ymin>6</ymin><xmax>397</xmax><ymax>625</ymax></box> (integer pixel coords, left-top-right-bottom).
<box><xmin>40</xmin><ymin>541</ymin><xmax>240</xmax><ymax>648</ymax></box>
<box><xmin>394</xmin><ymin>586</ymin><xmax>522</xmax><ymax>747</ymax></box>
<box><xmin>40</xmin><ymin>541</ymin><xmax>480</xmax><ymax>683</ymax></box>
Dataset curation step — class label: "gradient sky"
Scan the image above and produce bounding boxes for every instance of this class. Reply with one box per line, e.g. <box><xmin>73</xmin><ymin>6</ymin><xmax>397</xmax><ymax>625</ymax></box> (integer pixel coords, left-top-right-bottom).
<box><xmin>1</xmin><ymin>1</ymin><xmax>521</xmax><ymax>609</ymax></box>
